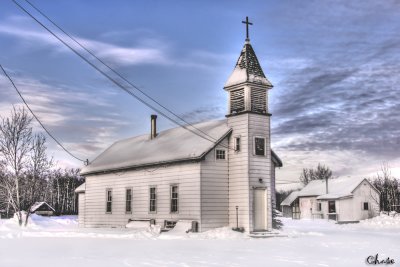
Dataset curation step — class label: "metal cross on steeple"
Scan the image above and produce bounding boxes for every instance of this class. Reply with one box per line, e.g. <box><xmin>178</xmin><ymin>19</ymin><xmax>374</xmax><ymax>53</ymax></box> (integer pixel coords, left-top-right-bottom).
<box><xmin>242</xmin><ymin>16</ymin><xmax>253</xmax><ymax>41</ymax></box>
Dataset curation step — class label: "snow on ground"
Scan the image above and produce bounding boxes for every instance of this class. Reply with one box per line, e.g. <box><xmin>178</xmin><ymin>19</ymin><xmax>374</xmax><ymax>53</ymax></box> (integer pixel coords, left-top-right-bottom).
<box><xmin>0</xmin><ymin>214</ymin><xmax>399</xmax><ymax>267</ymax></box>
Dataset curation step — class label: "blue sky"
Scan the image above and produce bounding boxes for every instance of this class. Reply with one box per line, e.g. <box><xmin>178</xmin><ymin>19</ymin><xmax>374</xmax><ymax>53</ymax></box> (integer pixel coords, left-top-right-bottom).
<box><xmin>0</xmin><ymin>0</ymin><xmax>399</xmax><ymax>188</ymax></box>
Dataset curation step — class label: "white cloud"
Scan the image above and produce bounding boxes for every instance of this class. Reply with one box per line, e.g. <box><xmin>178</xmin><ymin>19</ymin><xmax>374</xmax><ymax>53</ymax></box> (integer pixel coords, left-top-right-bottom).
<box><xmin>0</xmin><ymin>16</ymin><xmax>169</xmax><ymax>66</ymax></box>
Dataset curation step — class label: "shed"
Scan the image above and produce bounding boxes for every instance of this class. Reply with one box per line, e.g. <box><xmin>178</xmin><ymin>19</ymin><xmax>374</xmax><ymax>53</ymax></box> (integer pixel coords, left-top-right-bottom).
<box><xmin>30</xmin><ymin>202</ymin><xmax>55</xmax><ymax>216</ymax></box>
<box><xmin>280</xmin><ymin>191</ymin><xmax>300</xmax><ymax>219</ymax></box>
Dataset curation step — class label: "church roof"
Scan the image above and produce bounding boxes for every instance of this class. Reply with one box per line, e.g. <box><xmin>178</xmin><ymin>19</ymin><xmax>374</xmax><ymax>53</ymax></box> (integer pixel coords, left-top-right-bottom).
<box><xmin>224</xmin><ymin>41</ymin><xmax>273</xmax><ymax>88</ymax></box>
<box><xmin>81</xmin><ymin>120</ymin><xmax>232</xmax><ymax>175</ymax></box>
<box><xmin>82</xmin><ymin>119</ymin><xmax>283</xmax><ymax>176</ymax></box>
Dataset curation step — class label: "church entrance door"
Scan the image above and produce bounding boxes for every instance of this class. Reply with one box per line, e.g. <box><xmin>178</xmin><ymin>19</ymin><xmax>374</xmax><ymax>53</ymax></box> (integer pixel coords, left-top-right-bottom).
<box><xmin>253</xmin><ymin>188</ymin><xmax>267</xmax><ymax>231</ymax></box>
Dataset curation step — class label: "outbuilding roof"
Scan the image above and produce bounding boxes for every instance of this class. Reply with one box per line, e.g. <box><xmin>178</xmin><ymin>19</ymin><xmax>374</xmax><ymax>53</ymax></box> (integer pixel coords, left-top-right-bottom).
<box><xmin>298</xmin><ymin>177</ymin><xmax>373</xmax><ymax>200</ymax></box>
<box><xmin>74</xmin><ymin>183</ymin><xmax>86</xmax><ymax>193</ymax></box>
<box><xmin>30</xmin><ymin>202</ymin><xmax>55</xmax><ymax>213</ymax></box>
<box><xmin>81</xmin><ymin>120</ymin><xmax>232</xmax><ymax>175</ymax></box>
<box><xmin>281</xmin><ymin>191</ymin><xmax>300</xmax><ymax>206</ymax></box>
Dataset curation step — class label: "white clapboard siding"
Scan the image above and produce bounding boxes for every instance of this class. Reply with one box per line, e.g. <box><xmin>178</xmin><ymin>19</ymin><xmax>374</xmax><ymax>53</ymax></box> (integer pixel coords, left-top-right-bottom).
<box><xmin>247</xmin><ymin>113</ymin><xmax>273</xmax><ymax>231</ymax></box>
<box><xmin>227</xmin><ymin>114</ymin><xmax>250</xmax><ymax>231</ymax></box>
<box><xmin>84</xmin><ymin>162</ymin><xmax>201</xmax><ymax>228</ymax></box>
<box><xmin>227</xmin><ymin>111</ymin><xmax>273</xmax><ymax>232</ymax></box>
<box><xmin>78</xmin><ymin>193</ymin><xmax>85</xmax><ymax>227</ymax></box>
<box><xmin>200</xmin><ymin>138</ymin><xmax>229</xmax><ymax>232</ymax></box>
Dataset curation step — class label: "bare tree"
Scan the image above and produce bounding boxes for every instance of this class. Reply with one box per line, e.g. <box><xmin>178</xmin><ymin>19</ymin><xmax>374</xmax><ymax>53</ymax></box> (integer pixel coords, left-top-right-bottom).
<box><xmin>370</xmin><ymin>163</ymin><xmax>400</xmax><ymax>212</ymax></box>
<box><xmin>23</xmin><ymin>133</ymin><xmax>53</xmax><ymax>226</ymax></box>
<box><xmin>0</xmin><ymin>107</ymin><xmax>32</xmax><ymax>226</ymax></box>
<box><xmin>299</xmin><ymin>163</ymin><xmax>333</xmax><ymax>185</ymax></box>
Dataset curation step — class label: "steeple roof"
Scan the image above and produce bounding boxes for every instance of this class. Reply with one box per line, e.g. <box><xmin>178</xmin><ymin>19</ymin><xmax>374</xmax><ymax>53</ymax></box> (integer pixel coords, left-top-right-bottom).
<box><xmin>224</xmin><ymin>41</ymin><xmax>273</xmax><ymax>88</ymax></box>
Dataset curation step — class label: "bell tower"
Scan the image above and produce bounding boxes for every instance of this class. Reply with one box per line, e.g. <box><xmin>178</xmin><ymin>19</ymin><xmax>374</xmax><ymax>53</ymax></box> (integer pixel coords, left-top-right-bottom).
<box><xmin>226</xmin><ymin>17</ymin><xmax>274</xmax><ymax>232</ymax></box>
<box><xmin>224</xmin><ymin>17</ymin><xmax>273</xmax><ymax>115</ymax></box>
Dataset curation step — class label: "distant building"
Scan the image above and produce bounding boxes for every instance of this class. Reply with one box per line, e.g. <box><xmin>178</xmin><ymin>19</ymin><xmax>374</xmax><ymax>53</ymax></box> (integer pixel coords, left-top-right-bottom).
<box><xmin>280</xmin><ymin>177</ymin><xmax>380</xmax><ymax>222</ymax></box>
<box><xmin>30</xmin><ymin>202</ymin><xmax>55</xmax><ymax>216</ymax></box>
<box><xmin>76</xmin><ymin>23</ymin><xmax>283</xmax><ymax>233</ymax></box>
<box><xmin>280</xmin><ymin>191</ymin><xmax>300</xmax><ymax>219</ymax></box>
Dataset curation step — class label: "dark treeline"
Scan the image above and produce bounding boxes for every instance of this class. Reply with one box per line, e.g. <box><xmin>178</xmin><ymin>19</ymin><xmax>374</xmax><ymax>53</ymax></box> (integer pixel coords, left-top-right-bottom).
<box><xmin>1</xmin><ymin>167</ymin><xmax>84</xmax><ymax>216</ymax></box>
<box><xmin>0</xmin><ymin>107</ymin><xmax>84</xmax><ymax>225</ymax></box>
<box><xmin>369</xmin><ymin>165</ymin><xmax>400</xmax><ymax>212</ymax></box>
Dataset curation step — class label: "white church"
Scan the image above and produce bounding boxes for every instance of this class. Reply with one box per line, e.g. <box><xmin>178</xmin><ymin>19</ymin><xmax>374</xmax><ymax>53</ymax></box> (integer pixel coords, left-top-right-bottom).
<box><xmin>76</xmin><ymin>20</ymin><xmax>282</xmax><ymax>233</ymax></box>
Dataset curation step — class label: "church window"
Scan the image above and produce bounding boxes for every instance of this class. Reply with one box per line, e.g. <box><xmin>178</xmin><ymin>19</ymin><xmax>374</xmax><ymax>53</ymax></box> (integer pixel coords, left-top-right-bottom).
<box><xmin>170</xmin><ymin>185</ymin><xmax>179</xmax><ymax>213</ymax></box>
<box><xmin>234</xmin><ymin>137</ymin><xmax>241</xmax><ymax>151</ymax></box>
<box><xmin>149</xmin><ymin>187</ymin><xmax>157</xmax><ymax>213</ymax></box>
<box><xmin>363</xmin><ymin>202</ymin><xmax>369</xmax><ymax>210</ymax></box>
<box><xmin>216</xmin><ymin>149</ymin><xmax>226</xmax><ymax>160</ymax></box>
<box><xmin>230</xmin><ymin>89</ymin><xmax>245</xmax><ymax>113</ymax></box>
<box><xmin>254</xmin><ymin>137</ymin><xmax>266</xmax><ymax>156</ymax></box>
<box><xmin>251</xmin><ymin>88</ymin><xmax>267</xmax><ymax>113</ymax></box>
<box><xmin>126</xmin><ymin>188</ymin><xmax>132</xmax><ymax>213</ymax></box>
<box><xmin>106</xmin><ymin>189</ymin><xmax>112</xmax><ymax>213</ymax></box>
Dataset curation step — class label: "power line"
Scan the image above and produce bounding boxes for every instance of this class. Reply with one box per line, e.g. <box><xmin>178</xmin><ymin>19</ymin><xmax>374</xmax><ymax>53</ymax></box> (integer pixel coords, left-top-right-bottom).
<box><xmin>21</xmin><ymin>0</ymin><xmax>222</xmax><ymax>149</ymax></box>
<box><xmin>0</xmin><ymin>65</ymin><xmax>87</xmax><ymax>163</ymax></box>
<box><xmin>13</xmin><ymin>0</ymin><xmax>232</xmax><ymax>152</ymax></box>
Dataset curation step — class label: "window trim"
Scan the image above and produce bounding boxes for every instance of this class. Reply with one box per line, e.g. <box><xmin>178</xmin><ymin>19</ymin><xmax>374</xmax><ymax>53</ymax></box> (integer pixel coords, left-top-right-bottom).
<box><xmin>215</xmin><ymin>149</ymin><xmax>227</xmax><ymax>160</ymax></box>
<box><xmin>234</xmin><ymin>136</ymin><xmax>241</xmax><ymax>152</ymax></box>
<box><xmin>149</xmin><ymin>186</ymin><xmax>157</xmax><ymax>214</ymax></box>
<box><xmin>125</xmin><ymin>187</ymin><xmax>133</xmax><ymax>214</ymax></box>
<box><xmin>253</xmin><ymin>136</ymin><xmax>266</xmax><ymax>156</ymax></box>
<box><xmin>363</xmin><ymin>202</ymin><xmax>369</xmax><ymax>211</ymax></box>
<box><xmin>105</xmin><ymin>188</ymin><xmax>112</xmax><ymax>214</ymax></box>
<box><xmin>170</xmin><ymin>184</ymin><xmax>179</xmax><ymax>214</ymax></box>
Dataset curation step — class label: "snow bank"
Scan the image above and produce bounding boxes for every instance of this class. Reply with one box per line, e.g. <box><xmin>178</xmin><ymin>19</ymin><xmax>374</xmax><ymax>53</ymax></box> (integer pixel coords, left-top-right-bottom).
<box><xmin>358</xmin><ymin>213</ymin><xmax>400</xmax><ymax>229</ymax></box>
<box><xmin>126</xmin><ymin>220</ymin><xmax>161</xmax><ymax>235</ymax></box>
<box><xmin>191</xmin><ymin>227</ymin><xmax>248</xmax><ymax>240</ymax></box>
<box><xmin>158</xmin><ymin>220</ymin><xmax>192</xmax><ymax>239</ymax></box>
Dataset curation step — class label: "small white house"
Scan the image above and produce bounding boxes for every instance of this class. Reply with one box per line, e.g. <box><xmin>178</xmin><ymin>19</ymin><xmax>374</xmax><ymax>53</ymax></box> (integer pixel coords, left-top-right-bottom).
<box><xmin>282</xmin><ymin>177</ymin><xmax>380</xmax><ymax>222</ymax></box>
<box><xmin>76</xmin><ymin>31</ymin><xmax>282</xmax><ymax>233</ymax></box>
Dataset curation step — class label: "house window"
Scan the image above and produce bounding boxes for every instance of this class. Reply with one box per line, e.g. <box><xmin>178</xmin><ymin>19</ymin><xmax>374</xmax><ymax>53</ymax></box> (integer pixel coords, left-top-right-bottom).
<box><xmin>106</xmin><ymin>189</ymin><xmax>112</xmax><ymax>213</ymax></box>
<box><xmin>317</xmin><ymin>202</ymin><xmax>322</xmax><ymax>212</ymax></box>
<box><xmin>254</xmin><ymin>137</ymin><xmax>266</xmax><ymax>156</ymax></box>
<box><xmin>170</xmin><ymin>185</ymin><xmax>179</xmax><ymax>213</ymax></box>
<box><xmin>234</xmin><ymin>137</ymin><xmax>241</xmax><ymax>151</ymax></box>
<box><xmin>216</xmin><ymin>149</ymin><xmax>226</xmax><ymax>160</ymax></box>
<box><xmin>126</xmin><ymin>188</ymin><xmax>132</xmax><ymax>213</ymax></box>
<box><xmin>363</xmin><ymin>202</ymin><xmax>369</xmax><ymax>211</ymax></box>
<box><xmin>328</xmin><ymin>201</ymin><xmax>336</xmax><ymax>213</ymax></box>
<box><xmin>149</xmin><ymin>187</ymin><xmax>157</xmax><ymax>213</ymax></box>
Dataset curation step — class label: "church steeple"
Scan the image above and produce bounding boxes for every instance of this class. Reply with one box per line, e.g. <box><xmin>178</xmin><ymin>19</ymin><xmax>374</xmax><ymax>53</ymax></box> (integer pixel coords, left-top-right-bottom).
<box><xmin>224</xmin><ymin>41</ymin><xmax>273</xmax><ymax>89</ymax></box>
<box><xmin>224</xmin><ymin>18</ymin><xmax>273</xmax><ymax>116</ymax></box>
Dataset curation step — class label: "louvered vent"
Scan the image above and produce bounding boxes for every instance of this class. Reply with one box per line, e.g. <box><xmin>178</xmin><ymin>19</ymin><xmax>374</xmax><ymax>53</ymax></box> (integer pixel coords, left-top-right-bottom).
<box><xmin>230</xmin><ymin>89</ymin><xmax>245</xmax><ymax>113</ymax></box>
<box><xmin>251</xmin><ymin>88</ymin><xmax>267</xmax><ymax>113</ymax></box>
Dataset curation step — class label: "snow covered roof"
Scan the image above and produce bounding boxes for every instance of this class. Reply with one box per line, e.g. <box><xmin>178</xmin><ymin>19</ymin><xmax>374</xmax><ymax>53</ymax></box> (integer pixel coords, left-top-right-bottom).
<box><xmin>281</xmin><ymin>191</ymin><xmax>300</xmax><ymax>206</ymax></box>
<box><xmin>30</xmin><ymin>202</ymin><xmax>55</xmax><ymax>213</ymax></box>
<box><xmin>298</xmin><ymin>177</ymin><xmax>370</xmax><ymax>200</ymax></box>
<box><xmin>271</xmin><ymin>150</ymin><xmax>283</xmax><ymax>167</ymax></box>
<box><xmin>224</xmin><ymin>41</ymin><xmax>273</xmax><ymax>88</ymax></box>
<box><xmin>81</xmin><ymin>120</ymin><xmax>232</xmax><ymax>175</ymax></box>
<box><xmin>74</xmin><ymin>183</ymin><xmax>86</xmax><ymax>193</ymax></box>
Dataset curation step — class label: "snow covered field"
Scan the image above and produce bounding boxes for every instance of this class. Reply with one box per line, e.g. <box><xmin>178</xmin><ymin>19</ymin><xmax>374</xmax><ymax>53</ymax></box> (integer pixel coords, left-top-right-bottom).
<box><xmin>0</xmin><ymin>214</ymin><xmax>399</xmax><ymax>267</ymax></box>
